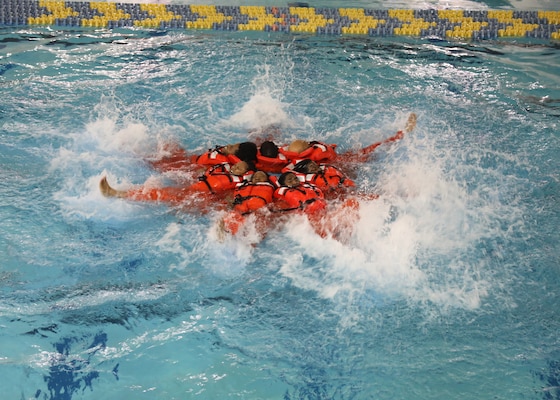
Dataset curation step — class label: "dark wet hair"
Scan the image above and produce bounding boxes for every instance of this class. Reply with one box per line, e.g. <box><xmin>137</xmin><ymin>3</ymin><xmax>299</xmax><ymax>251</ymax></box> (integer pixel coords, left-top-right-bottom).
<box><xmin>236</xmin><ymin>142</ymin><xmax>258</xmax><ymax>162</ymax></box>
<box><xmin>292</xmin><ymin>159</ymin><xmax>314</xmax><ymax>173</ymax></box>
<box><xmin>260</xmin><ymin>141</ymin><xmax>279</xmax><ymax>158</ymax></box>
<box><xmin>246</xmin><ymin>161</ymin><xmax>256</xmax><ymax>172</ymax></box>
<box><xmin>278</xmin><ymin>172</ymin><xmax>295</xmax><ymax>186</ymax></box>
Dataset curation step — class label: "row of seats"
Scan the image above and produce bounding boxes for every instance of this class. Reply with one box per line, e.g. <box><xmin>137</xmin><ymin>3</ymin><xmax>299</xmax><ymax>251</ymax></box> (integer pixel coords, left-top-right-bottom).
<box><xmin>1</xmin><ymin>0</ymin><xmax>559</xmax><ymax>40</ymax></box>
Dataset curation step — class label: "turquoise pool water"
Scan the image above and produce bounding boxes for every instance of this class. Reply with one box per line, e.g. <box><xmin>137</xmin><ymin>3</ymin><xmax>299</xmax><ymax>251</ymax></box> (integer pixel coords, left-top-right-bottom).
<box><xmin>1</xmin><ymin>2</ymin><xmax>559</xmax><ymax>399</ymax></box>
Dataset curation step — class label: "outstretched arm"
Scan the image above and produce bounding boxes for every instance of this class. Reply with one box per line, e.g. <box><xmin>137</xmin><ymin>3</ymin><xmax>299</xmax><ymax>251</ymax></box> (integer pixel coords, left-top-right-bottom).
<box><xmin>149</xmin><ymin>142</ymin><xmax>194</xmax><ymax>172</ymax></box>
<box><xmin>337</xmin><ymin>113</ymin><xmax>417</xmax><ymax>163</ymax></box>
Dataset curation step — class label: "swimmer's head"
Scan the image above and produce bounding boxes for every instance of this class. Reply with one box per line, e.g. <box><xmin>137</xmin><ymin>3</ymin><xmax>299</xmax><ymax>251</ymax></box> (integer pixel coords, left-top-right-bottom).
<box><xmin>236</xmin><ymin>142</ymin><xmax>258</xmax><ymax>162</ymax></box>
<box><xmin>259</xmin><ymin>141</ymin><xmax>279</xmax><ymax>158</ymax></box>
<box><xmin>221</xmin><ymin>143</ymin><xmax>239</xmax><ymax>156</ymax></box>
<box><xmin>293</xmin><ymin>159</ymin><xmax>320</xmax><ymax>174</ymax></box>
<box><xmin>251</xmin><ymin>170</ymin><xmax>269</xmax><ymax>183</ymax></box>
<box><xmin>287</xmin><ymin>139</ymin><xmax>310</xmax><ymax>154</ymax></box>
<box><xmin>231</xmin><ymin>161</ymin><xmax>251</xmax><ymax>176</ymax></box>
<box><xmin>221</xmin><ymin>142</ymin><xmax>257</xmax><ymax>163</ymax></box>
<box><xmin>278</xmin><ymin>172</ymin><xmax>300</xmax><ymax>188</ymax></box>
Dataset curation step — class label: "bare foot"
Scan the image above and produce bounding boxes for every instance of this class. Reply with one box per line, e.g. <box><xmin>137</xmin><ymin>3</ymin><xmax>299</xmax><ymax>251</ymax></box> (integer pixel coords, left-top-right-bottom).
<box><xmin>99</xmin><ymin>177</ymin><xmax>127</xmax><ymax>198</ymax></box>
<box><xmin>405</xmin><ymin>113</ymin><xmax>417</xmax><ymax>133</ymax></box>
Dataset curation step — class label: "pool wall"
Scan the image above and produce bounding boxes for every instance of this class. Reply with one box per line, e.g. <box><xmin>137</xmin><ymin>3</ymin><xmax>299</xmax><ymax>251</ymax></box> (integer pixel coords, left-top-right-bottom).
<box><xmin>1</xmin><ymin>1</ymin><xmax>560</xmax><ymax>39</ymax></box>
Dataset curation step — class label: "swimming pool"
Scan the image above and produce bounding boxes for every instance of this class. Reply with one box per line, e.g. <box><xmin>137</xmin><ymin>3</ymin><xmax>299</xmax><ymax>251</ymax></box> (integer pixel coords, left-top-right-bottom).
<box><xmin>1</xmin><ymin>1</ymin><xmax>559</xmax><ymax>399</ymax></box>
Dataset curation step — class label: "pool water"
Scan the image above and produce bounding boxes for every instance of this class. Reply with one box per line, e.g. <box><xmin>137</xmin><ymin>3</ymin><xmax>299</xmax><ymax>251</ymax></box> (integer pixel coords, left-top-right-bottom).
<box><xmin>1</xmin><ymin>4</ymin><xmax>559</xmax><ymax>400</ymax></box>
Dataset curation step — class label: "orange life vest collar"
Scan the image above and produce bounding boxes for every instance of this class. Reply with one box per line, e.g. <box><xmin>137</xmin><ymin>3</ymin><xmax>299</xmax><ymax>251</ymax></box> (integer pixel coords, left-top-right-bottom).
<box><xmin>195</xmin><ymin>148</ymin><xmax>242</xmax><ymax>166</ymax></box>
<box><xmin>232</xmin><ymin>181</ymin><xmax>276</xmax><ymax>214</ymax></box>
<box><xmin>274</xmin><ymin>183</ymin><xmax>325</xmax><ymax>212</ymax></box>
<box><xmin>198</xmin><ymin>163</ymin><xmax>253</xmax><ymax>193</ymax></box>
<box><xmin>255</xmin><ymin>152</ymin><xmax>289</xmax><ymax>173</ymax></box>
<box><xmin>279</xmin><ymin>141</ymin><xmax>337</xmax><ymax>163</ymax></box>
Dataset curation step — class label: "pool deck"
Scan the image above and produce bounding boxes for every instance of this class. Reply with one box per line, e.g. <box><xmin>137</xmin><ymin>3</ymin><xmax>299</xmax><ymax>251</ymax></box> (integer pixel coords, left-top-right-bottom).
<box><xmin>1</xmin><ymin>0</ymin><xmax>559</xmax><ymax>40</ymax></box>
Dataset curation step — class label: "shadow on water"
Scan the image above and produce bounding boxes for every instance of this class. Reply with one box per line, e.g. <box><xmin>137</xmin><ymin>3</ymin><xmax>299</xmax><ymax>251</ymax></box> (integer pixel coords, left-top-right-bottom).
<box><xmin>33</xmin><ymin>332</ymin><xmax>118</xmax><ymax>400</ymax></box>
<box><xmin>534</xmin><ymin>358</ymin><xmax>560</xmax><ymax>400</ymax></box>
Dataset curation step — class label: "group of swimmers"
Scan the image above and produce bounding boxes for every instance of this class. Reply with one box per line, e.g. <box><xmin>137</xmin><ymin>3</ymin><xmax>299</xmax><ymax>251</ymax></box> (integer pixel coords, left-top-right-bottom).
<box><xmin>100</xmin><ymin>113</ymin><xmax>416</xmax><ymax>239</ymax></box>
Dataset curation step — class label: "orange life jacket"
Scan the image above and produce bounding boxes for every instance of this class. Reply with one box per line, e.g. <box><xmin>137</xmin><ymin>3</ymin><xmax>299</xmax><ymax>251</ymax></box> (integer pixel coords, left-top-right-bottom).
<box><xmin>255</xmin><ymin>152</ymin><xmax>289</xmax><ymax>173</ymax></box>
<box><xmin>279</xmin><ymin>141</ymin><xmax>337</xmax><ymax>163</ymax></box>
<box><xmin>190</xmin><ymin>163</ymin><xmax>253</xmax><ymax>193</ymax></box>
<box><xmin>289</xmin><ymin>166</ymin><xmax>355</xmax><ymax>193</ymax></box>
<box><xmin>232</xmin><ymin>181</ymin><xmax>276</xmax><ymax>214</ymax></box>
<box><xmin>193</xmin><ymin>148</ymin><xmax>241</xmax><ymax>166</ymax></box>
<box><xmin>273</xmin><ymin>183</ymin><xmax>326</xmax><ymax>214</ymax></box>
<box><xmin>282</xmin><ymin>159</ymin><xmax>355</xmax><ymax>192</ymax></box>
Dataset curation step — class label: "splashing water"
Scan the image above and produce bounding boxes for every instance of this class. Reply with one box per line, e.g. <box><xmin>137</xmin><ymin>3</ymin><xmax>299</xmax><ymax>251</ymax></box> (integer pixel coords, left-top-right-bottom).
<box><xmin>1</xmin><ymin>24</ymin><xmax>559</xmax><ymax>399</ymax></box>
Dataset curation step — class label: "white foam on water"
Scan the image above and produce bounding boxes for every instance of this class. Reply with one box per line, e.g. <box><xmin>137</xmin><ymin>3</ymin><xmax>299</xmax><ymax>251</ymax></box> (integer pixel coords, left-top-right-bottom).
<box><xmin>155</xmin><ymin>222</ymin><xmax>197</xmax><ymax>271</ymax></box>
<box><xmin>273</xmin><ymin>124</ymin><xmax>508</xmax><ymax>318</ymax></box>
<box><xmin>225</xmin><ymin>87</ymin><xmax>293</xmax><ymax>133</ymax></box>
<box><xmin>153</xmin><ymin>217</ymin><xmax>255</xmax><ymax>278</ymax></box>
<box><xmin>220</xmin><ymin>61</ymin><xmax>306</xmax><ymax>138</ymax></box>
<box><xmin>50</xmin><ymin>96</ymin><xmax>163</xmax><ymax>223</ymax></box>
